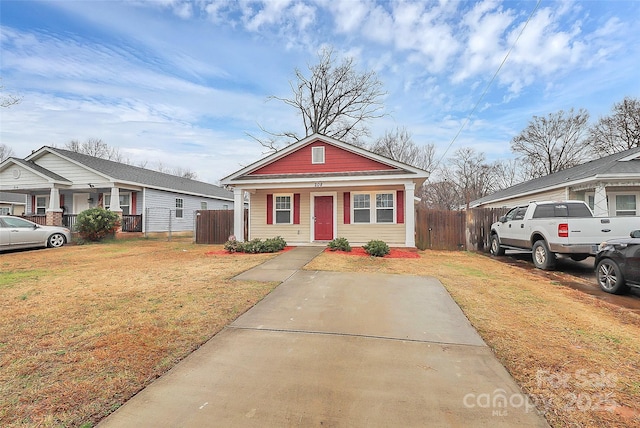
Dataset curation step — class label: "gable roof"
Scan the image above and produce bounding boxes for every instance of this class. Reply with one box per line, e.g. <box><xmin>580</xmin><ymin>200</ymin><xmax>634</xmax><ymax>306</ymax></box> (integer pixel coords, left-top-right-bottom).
<box><xmin>221</xmin><ymin>133</ymin><xmax>429</xmax><ymax>185</ymax></box>
<box><xmin>471</xmin><ymin>147</ymin><xmax>640</xmax><ymax>207</ymax></box>
<box><xmin>3</xmin><ymin>157</ymin><xmax>73</xmax><ymax>183</ymax></box>
<box><xmin>24</xmin><ymin>147</ymin><xmax>233</xmax><ymax>201</ymax></box>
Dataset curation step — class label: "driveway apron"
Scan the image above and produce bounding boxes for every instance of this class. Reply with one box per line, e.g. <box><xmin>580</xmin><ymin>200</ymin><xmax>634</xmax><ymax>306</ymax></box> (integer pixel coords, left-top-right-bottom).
<box><xmin>99</xmin><ymin>247</ymin><xmax>549</xmax><ymax>428</ymax></box>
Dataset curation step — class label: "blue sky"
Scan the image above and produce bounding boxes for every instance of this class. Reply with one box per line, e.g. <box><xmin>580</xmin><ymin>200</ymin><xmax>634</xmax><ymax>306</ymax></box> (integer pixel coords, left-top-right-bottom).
<box><xmin>1</xmin><ymin>0</ymin><xmax>639</xmax><ymax>184</ymax></box>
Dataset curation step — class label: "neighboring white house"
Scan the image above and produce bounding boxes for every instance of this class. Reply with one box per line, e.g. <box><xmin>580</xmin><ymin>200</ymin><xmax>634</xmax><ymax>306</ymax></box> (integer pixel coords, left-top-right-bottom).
<box><xmin>221</xmin><ymin>134</ymin><xmax>429</xmax><ymax>247</ymax></box>
<box><xmin>0</xmin><ymin>191</ymin><xmax>26</xmax><ymax>215</ymax></box>
<box><xmin>471</xmin><ymin>147</ymin><xmax>640</xmax><ymax>217</ymax></box>
<box><xmin>0</xmin><ymin>146</ymin><xmax>233</xmax><ymax>234</ymax></box>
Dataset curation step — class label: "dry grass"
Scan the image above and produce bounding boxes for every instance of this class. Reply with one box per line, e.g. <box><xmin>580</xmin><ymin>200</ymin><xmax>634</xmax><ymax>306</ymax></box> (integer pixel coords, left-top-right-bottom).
<box><xmin>306</xmin><ymin>250</ymin><xmax>640</xmax><ymax>427</ymax></box>
<box><xmin>0</xmin><ymin>238</ymin><xmax>278</xmax><ymax>427</ymax></box>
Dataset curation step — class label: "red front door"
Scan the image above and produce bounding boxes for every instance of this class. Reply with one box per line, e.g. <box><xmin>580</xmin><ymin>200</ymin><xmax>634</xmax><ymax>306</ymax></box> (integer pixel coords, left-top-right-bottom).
<box><xmin>314</xmin><ymin>196</ymin><xmax>333</xmax><ymax>241</ymax></box>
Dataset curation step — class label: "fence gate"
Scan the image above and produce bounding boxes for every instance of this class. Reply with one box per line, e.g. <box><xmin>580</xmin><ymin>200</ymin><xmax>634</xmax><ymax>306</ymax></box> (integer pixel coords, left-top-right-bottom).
<box><xmin>415</xmin><ymin>207</ymin><xmax>509</xmax><ymax>251</ymax></box>
<box><xmin>415</xmin><ymin>209</ymin><xmax>466</xmax><ymax>250</ymax></box>
<box><xmin>195</xmin><ymin>209</ymin><xmax>248</xmax><ymax>244</ymax></box>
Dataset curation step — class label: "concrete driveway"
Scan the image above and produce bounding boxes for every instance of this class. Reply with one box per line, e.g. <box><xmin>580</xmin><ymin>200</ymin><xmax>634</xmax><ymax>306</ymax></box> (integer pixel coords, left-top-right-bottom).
<box><xmin>100</xmin><ymin>252</ymin><xmax>549</xmax><ymax>427</ymax></box>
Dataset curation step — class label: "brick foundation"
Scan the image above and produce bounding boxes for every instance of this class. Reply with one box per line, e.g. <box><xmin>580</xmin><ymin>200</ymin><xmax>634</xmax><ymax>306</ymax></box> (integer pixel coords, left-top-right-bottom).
<box><xmin>46</xmin><ymin>210</ymin><xmax>63</xmax><ymax>226</ymax></box>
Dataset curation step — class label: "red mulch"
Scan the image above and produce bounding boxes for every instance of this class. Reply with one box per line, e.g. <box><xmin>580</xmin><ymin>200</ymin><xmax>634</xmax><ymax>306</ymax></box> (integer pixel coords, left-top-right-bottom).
<box><xmin>324</xmin><ymin>247</ymin><xmax>421</xmax><ymax>259</ymax></box>
<box><xmin>205</xmin><ymin>246</ymin><xmax>295</xmax><ymax>256</ymax></box>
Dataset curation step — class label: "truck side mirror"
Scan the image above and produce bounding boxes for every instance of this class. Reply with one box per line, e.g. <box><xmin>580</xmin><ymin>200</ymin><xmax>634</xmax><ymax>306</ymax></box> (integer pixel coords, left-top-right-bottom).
<box><xmin>630</xmin><ymin>230</ymin><xmax>640</xmax><ymax>238</ymax></box>
<box><xmin>499</xmin><ymin>216</ymin><xmax>507</xmax><ymax>223</ymax></box>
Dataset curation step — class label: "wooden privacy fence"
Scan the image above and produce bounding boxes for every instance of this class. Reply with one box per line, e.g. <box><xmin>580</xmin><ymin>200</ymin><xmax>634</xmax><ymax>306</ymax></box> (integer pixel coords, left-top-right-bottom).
<box><xmin>415</xmin><ymin>207</ymin><xmax>509</xmax><ymax>251</ymax></box>
<box><xmin>195</xmin><ymin>209</ymin><xmax>248</xmax><ymax>244</ymax></box>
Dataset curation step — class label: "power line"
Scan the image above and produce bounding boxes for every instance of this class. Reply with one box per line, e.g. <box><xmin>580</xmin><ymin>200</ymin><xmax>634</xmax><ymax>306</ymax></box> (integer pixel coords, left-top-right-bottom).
<box><xmin>431</xmin><ymin>0</ymin><xmax>542</xmax><ymax>176</ymax></box>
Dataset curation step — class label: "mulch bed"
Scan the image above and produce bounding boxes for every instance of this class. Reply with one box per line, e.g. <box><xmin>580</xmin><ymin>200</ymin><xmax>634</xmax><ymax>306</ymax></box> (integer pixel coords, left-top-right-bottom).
<box><xmin>325</xmin><ymin>247</ymin><xmax>421</xmax><ymax>259</ymax></box>
<box><xmin>205</xmin><ymin>246</ymin><xmax>295</xmax><ymax>256</ymax></box>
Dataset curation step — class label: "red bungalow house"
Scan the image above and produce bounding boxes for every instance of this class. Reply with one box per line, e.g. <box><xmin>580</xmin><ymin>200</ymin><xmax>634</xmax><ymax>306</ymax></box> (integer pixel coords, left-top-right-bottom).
<box><xmin>220</xmin><ymin>134</ymin><xmax>429</xmax><ymax>247</ymax></box>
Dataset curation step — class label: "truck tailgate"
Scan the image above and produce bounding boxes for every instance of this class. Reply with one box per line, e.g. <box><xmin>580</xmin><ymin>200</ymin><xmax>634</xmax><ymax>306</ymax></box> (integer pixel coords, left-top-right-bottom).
<box><xmin>566</xmin><ymin>217</ymin><xmax>640</xmax><ymax>244</ymax></box>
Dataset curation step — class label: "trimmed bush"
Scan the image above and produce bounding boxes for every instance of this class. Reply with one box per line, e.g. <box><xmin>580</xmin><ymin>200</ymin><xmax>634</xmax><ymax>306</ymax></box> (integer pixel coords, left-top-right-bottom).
<box><xmin>223</xmin><ymin>236</ymin><xmax>287</xmax><ymax>254</ymax></box>
<box><xmin>223</xmin><ymin>235</ymin><xmax>242</xmax><ymax>253</ymax></box>
<box><xmin>363</xmin><ymin>239</ymin><xmax>390</xmax><ymax>257</ymax></box>
<box><xmin>76</xmin><ymin>208</ymin><xmax>121</xmax><ymax>242</ymax></box>
<box><xmin>328</xmin><ymin>237</ymin><xmax>351</xmax><ymax>252</ymax></box>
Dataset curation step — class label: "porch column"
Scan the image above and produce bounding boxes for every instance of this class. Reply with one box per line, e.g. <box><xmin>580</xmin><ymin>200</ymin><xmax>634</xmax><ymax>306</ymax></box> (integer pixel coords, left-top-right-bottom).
<box><xmin>109</xmin><ymin>187</ymin><xmax>122</xmax><ymax>212</ymax></box>
<box><xmin>404</xmin><ymin>182</ymin><xmax>416</xmax><ymax>247</ymax></box>
<box><xmin>593</xmin><ymin>183</ymin><xmax>608</xmax><ymax>217</ymax></box>
<box><xmin>233</xmin><ymin>188</ymin><xmax>245</xmax><ymax>241</ymax></box>
<box><xmin>109</xmin><ymin>186</ymin><xmax>123</xmax><ymax>233</ymax></box>
<box><xmin>46</xmin><ymin>187</ymin><xmax>63</xmax><ymax>226</ymax></box>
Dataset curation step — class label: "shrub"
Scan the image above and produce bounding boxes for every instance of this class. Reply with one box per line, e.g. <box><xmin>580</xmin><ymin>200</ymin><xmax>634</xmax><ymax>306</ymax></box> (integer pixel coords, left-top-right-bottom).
<box><xmin>223</xmin><ymin>235</ymin><xmax>241</xmax><ymax>253</ymax></box>
<box><xmin>363</xmin><ymin>239</ymin><xmax>390</xmax><ymax>257</ymax></box>
<box><xmin>328</xmin><ymin>237</ymin><xmax>351</xmax><ymax>252</ymax></box>
<box><xmin>223</xmin><ymin>236</ymin><xmax>287</xmax><ymax>253</ymax></box>
<box><xmin>76</xmin><ymin>208</ymin><xmax>121</xmax><ymax>242</ymax></box>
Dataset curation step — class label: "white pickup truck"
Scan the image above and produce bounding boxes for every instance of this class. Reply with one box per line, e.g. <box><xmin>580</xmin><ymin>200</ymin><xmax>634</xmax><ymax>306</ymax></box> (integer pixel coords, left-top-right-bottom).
<box><xmin>489</xmin><ymin>201</ymin><xmax>640</xmax><ymax>270</ymax></box>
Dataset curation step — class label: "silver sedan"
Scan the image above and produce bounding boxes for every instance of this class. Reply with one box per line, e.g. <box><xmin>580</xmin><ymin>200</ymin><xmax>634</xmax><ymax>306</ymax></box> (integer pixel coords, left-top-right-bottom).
<box><xmin>0</xmin><ymin>215</ymin><xmax>71</xmax><ymax>251</ymax></box>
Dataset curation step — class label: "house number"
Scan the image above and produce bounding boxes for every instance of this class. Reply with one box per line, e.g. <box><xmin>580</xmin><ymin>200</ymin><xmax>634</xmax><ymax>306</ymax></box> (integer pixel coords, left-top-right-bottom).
<box><xmin>314</xmin><ymin>182</ymin><xmax>323</xmax><ymax>187</ymax></box>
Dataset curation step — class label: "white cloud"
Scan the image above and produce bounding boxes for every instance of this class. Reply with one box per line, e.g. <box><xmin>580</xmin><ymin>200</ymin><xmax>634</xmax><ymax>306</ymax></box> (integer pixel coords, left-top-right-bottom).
<box><xmin>324</xmin><ymin>0</ymin><xmax>371</xmax><ymax>33</ymax></box>
<box><xmin>243</xmin><ymin>0</ymin><xmax>293</xmax><ymax>31</ymax></box>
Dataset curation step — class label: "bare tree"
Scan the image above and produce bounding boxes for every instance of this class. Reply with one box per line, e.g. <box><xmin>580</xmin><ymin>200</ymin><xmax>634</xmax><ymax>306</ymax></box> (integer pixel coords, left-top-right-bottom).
<box><xmin>589</xmin><ymin>97</ymin><xmax>640</xmax><ymax>156</ymax></box>
<box><xmin>419</xmin><ymin>180</ymin><xmax>460</xmax><ymax>210</ymax></box>
<box><xmin>154</xmin><ymin>161</ymin><xmax>198</xmax><ymax>180</ymax></box>
<box><xmin>511</xmin><ymin>108</ymin><xmax>591</xmax><ymax>180</ymax></box>
<box><xmin>369</xmin><ymin>127</ymin><xmax>435</xmax><ymax>171</ymax></box>
<box><xmin>64</xmin><ymin>138</ymin><xmax>126</xmax><ymax>162</ymax></box>
<box><xmin>425</xmin><ymin>147</ymin><xmax>496</xmax><ymax>209</ymax></box>
<box><xmin>0</xmin><ymin>143</ymin><xmax>15</xmax><ymax>162</ymax></box>
<box><xmin>0</xmin><ymin>80</ymin><xmax>22</xmax><ymax>108</ymax></box>
<box><xmin>492</xmin><ymin>158</ymin><xmax>525</xmax><ymax>191</ymax></box>
<box><xmin>257</xmin><ymin>47</ymin><xmax>386</xmax><ymax>151</ymax></box>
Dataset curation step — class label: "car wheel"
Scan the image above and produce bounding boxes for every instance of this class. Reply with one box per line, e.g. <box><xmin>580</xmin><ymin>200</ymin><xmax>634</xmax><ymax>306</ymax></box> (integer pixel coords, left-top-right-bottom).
<box><xmin>47</xmin><ymin>233</ymin><xmax>66</xmax><ymax>248</ymax></box>
<box><xmin>490</xmin><ymin>235</ymin><xmax>505</xmax><ymax>256</ymax></box>
<box><xmin>596</xmin><ymin>258</ymin><xmax>628</xmax><ymax>294</ymax></box>
<box><xmin>532</xmin><ymin>240</ymin><xmax>556</xmax><ymax>270</ymax></box>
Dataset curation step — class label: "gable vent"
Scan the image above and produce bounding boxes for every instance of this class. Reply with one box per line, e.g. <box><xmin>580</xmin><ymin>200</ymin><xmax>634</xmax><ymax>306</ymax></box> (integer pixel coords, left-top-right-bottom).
<box><xmin>311</xmin><ymin>146</ymin><xmax>325</xmax><ymax>164</ymax></box>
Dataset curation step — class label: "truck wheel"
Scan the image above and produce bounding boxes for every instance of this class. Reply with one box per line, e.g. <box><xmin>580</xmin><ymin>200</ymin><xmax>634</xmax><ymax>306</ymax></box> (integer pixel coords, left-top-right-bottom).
<box><xmin>490</xmin><ymin>235</ymin><xmax>505</xmax><ymax>256</ymax></box>
<box><xmin>596</xmin><ymin>258</ymin><xmax>628</xmax><ymax>294</ymax></box>
<box><xmin>532</xmin><ymin>240</ymin><xmax>556</xmax><ymax>270</ymax></box>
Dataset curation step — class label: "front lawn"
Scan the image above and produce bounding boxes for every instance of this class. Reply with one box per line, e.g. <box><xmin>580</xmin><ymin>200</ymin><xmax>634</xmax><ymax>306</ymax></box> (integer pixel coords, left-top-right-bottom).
<box><xmin>3</xmin><ymin>242</ymin><xmax>638</xmax><ymax>427</ymax></box>
<box><xmin>0</xmin><ymin>239</ymin><xmax>278</xmax><ymax>427</ymax></box>
<box><xmin>305</xmin><ymin>250</ymin><xmax>640</xmax><ymax>428</ymax></box>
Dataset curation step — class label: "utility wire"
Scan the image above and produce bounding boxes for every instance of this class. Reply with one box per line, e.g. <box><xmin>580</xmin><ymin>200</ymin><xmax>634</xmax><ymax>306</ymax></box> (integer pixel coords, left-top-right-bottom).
<box><xmin>430</xmin><ymin>0</ymin><xmax>542</xmax><ymax>176</ymax></box>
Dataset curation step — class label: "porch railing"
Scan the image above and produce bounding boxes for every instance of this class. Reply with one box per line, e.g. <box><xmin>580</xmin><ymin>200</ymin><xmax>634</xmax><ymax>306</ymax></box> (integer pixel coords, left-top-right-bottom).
<box><xmin>22</xmin><ymin>214</ymin><xmax>142</xmax><ymax>232</ymax></box>
<box><xmin>63</xmin><ymin>214</ymin><xmax>77</xmax><ymax>230</ymax></box>
<box><xmin>21</xmin><ymin>215</ymin><xmax>46</xmax><ymax>225</ymax></box>
<box><xmin>122</xmin><ymin>215</ymin><xmax>143</xmax><ymax>232</ymax></box>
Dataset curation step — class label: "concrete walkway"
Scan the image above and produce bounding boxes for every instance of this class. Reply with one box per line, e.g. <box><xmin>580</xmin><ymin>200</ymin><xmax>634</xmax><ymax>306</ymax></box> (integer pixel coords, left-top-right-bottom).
<box><xmin>99</xmin><ymin>247</ymin><xmax>549</xmax><ymax>427</ymax></box>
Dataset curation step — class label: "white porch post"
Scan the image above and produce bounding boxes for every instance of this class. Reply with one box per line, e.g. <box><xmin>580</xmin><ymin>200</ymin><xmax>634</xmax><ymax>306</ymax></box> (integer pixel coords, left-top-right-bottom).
<box><xmin>404</xmin><ymin>182</ymin><xmax>416</xmax><ymax>247</ymax></box>
<box><xmin>46</xmin><ymin>187</ymin><xmax>63</xmax><ymax>226</ymax></box>
<box><xmin>47</xmin><ymin>187</ymin><xmax>61</xmax><ymax>211</ymax></box>
<box><xmin>233</xmin><ymin>188</ymin><xmax>245</xmax><ymax>241</ymax></box>
<box><xmin>593</xmin><ymin>183</ymin><xmax>608</xmax><ymax>217</ymax></box>
<box><xmin>109</xmin><ymin>187</ymin><xmax>122</xmax><ymax>212</ymax></box>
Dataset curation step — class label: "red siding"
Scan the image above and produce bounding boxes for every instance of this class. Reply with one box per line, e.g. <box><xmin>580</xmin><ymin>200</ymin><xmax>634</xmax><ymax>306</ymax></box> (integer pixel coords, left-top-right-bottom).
<box><xmin>249</xmin><ymin>141</ymin><xmax>396</xmax><ymax>175</ymax></box>
<box><xmin>293</xmin><ymin>193</ymin><xmax>300</xmax><ymax>224</ymax></box>
<box><xmin>397</xmin><ymin>190</ymin><xmax>404</xmax><ymax>224</ymax></box>
<box><xmin>343</xmin><ymin>192</ymin><xmax>350</xmax><ymax>224</ymax></box>
<box><xmin>266</xmin><ymin>194</ymin><xmax>273</xmax><ymax>224</ymax></box>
